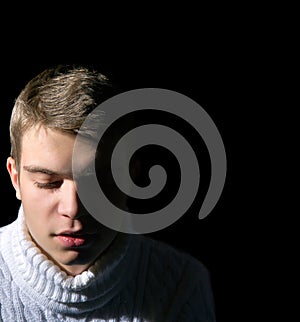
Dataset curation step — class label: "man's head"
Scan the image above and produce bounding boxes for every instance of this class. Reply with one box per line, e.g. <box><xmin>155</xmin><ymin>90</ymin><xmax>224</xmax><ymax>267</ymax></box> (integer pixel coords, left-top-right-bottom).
<box><xmin>6</xmin><ymin>65</ymin><xmax>119</xmax><ymax>276</ymax></box>
<box><xmin>10</xmin><ymin>64</ymin><xmax>114</xmax><ymax>171</ymax></box>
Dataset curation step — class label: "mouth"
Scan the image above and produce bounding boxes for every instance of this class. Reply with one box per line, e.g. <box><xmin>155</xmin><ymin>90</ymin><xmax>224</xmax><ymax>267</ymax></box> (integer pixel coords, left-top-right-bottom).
<box><xmin>54</xmin><ymin>232</ymin><xmax>96</xmax><ymax>248</ymax></box>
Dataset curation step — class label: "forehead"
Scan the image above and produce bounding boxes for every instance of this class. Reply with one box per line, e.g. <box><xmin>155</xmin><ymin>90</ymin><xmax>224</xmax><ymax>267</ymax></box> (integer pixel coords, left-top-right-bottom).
<box><xmin>22</xmin><ymin>125</ymin><xmax>74</xmax><ymax>148</ymax></box>
<box><xmin>21</xmin><ymin>125</ymin><xmax>96</xmax><ymax>173</ymax></box>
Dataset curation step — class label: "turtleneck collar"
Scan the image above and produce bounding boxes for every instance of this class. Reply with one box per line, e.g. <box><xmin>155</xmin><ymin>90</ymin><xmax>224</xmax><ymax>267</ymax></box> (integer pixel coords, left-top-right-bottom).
<box><xmin>2</xmin><ymin>206</ymin><xmax>139</xmax><ymax>315</ymax></box>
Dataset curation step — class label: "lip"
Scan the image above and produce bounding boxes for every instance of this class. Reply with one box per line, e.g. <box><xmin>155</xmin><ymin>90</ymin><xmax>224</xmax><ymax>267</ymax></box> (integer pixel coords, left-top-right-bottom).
<box><xmin>54</xmin><ymin>232</ymin><xmax>96</xmax><ymax>248</ymax></box>
<box><xmin>57</xmin><ymin>230</ymin><xmax>85</xmax><ymax>235</ymax></box>
<box><xmin>57</xmin><ymin>229</ymin><xmax>97</xmax><ymax>235</ymax></box>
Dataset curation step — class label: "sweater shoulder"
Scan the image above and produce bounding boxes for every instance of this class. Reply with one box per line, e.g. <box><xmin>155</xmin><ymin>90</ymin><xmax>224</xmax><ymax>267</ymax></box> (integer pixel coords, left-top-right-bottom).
<box><xmin>0</xmin><ymin>223</ymin><xmax>14</xmax><ymax>280</ymax></box>
<box><xmin>139</xmin><ymin>235</ymin><xmax>209</xmax><ymax>277</ymax></box>
<box><xmin>136</xmin><ymin>236</ymin><xmax>214</xmax><ymax>320</ymax></box>
<box><xmin>137</xmin><ymin>235</ymin><xmax>211</xmax><ymax>299</ymax></box>
<box><xmin>0</xmin><ymin>224</ymin><xmax>10</xmax><ymax>234</ymax></box>
<box><xmin>0</xmin><ymin>221</ymin><xmax>16</xmax><ymax>266</ymax></box>
<box><xmin>0</xmin><ymin>222</ymin><xmax>15</xmax><ymax>240</ymax></box>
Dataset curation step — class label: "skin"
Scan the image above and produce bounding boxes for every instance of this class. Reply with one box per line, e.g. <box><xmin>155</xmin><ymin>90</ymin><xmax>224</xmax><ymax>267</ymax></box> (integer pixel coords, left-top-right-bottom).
<box><xmin>7</xmin><ymin>125</ymin><xmax>118</xmax><ymax>276</ymax></box>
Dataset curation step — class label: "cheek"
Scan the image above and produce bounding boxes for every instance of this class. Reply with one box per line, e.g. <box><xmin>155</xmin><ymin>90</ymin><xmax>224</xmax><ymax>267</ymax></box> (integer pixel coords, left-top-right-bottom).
<box><xmin>19</xmin><ymin>179</ymin><xmax>59</xmax><ymax>238</ymax></box>
<box><xmin>20</xmin><ymin>179</ymin><xmax>56</xmax><ymax>204</ymax></box>
<box><xmin>22</xmin><ymin>196</ymin><xmax>55</xmax><ymax>244</ymax></box>
<box><xmin>20</xmin><ymin>183</ymin><xmax>58</xmax><ymax>225</ymax></box>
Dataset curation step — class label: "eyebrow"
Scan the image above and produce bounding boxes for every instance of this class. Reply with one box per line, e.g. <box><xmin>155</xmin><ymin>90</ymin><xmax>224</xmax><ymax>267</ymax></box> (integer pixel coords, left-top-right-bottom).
<box><xmin>23</xmin><ymin>166</ymin><xmax>72</xmax><ymax>178</ymax></box>
<box><xmin>23</xmin><ymin>165</ymin><xmax>94</xmax><ymax>178</ymax></box>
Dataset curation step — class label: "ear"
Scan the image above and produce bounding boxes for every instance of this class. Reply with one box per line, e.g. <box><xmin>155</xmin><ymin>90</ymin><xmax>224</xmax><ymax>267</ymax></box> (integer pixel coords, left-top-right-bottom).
<box><xmin>7</xmin><ymin>157</ymin><xmax>21</xmax><ymax>200</ymax></box>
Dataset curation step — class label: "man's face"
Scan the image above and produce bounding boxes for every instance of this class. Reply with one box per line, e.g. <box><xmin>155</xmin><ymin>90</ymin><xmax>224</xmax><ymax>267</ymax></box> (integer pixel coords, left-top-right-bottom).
<box><xmin>7</xmin><ymin>125</ymin><xmax>118</xmax><ymax>275</ymax></box>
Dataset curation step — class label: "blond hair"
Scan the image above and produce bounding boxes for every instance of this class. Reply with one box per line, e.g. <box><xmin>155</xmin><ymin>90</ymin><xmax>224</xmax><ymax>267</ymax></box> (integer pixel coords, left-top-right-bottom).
<box><xmin>9</xmin><ymin>64</ymin><xmax>114</xmax><ymax>169</ymax></box>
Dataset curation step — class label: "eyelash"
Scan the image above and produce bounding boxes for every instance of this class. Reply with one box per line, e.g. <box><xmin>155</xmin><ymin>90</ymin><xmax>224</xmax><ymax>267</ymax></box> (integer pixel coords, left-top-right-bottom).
<box><xmin>35</xmin><ymin>181</ymin><xmax>63</xmax><ymax>189</ymax></box>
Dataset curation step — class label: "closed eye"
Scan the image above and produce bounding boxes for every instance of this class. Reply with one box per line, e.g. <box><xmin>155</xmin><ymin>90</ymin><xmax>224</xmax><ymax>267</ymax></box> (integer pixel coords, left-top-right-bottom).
<box><xmin>34</xmin><ymin>181</ymin><xmax>63</xmax><ymax>189</ymax></box>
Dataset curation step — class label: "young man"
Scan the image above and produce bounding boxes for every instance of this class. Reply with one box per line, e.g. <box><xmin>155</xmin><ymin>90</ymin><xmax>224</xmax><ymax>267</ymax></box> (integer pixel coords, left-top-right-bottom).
<box><xmin>0</xmin><ymin>65</ymin><xmax>216</xmax><ymax>321</ymax></box>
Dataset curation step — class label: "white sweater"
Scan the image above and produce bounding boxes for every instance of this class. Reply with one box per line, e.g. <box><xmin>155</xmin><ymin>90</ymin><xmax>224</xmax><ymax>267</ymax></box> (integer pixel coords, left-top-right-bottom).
<box><xmin>0</xmin><ymin>207</ymin><xmax>216</xmax><ymax>321</ymax></box>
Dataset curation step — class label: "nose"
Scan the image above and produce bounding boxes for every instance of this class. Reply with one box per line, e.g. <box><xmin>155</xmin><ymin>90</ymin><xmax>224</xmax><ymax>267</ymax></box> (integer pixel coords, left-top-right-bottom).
<box><xmin>57</xmin><ymin>180</ymin><xmax>80</xmax><ymax>219</ymax></box>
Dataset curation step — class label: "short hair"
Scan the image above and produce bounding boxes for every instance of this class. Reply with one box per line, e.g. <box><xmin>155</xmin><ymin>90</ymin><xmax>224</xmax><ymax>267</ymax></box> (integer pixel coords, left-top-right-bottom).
<box><xmin>9</xmin><ymin>64</ymin><xmax>115</xmax><ymax>169</ymax></box>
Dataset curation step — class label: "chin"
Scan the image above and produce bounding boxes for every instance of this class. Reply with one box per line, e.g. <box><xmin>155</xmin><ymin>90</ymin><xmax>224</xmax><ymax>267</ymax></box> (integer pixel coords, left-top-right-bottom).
<box><xmin>60</xmin><ymin>250</ymin><xmax>96</xmax><ymax>266</ymax></box>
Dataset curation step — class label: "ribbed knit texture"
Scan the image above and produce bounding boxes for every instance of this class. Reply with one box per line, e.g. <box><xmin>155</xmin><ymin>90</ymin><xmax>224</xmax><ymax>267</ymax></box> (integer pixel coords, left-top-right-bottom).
<box><xmin>0</xmin><ymin>206</ymin><xmax>216</xmax><ymax>321</ymax></box>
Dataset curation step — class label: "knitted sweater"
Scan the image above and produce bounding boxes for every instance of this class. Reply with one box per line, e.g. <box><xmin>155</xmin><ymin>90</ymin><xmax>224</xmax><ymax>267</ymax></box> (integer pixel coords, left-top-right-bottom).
<box><xmin>0</xmin><ymin>207</ymin><xmax>216</xmax><ymax>321</ymax></box>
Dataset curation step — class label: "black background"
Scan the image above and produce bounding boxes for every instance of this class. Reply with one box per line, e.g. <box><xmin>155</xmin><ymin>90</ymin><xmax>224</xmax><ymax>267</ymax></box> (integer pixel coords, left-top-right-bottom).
<box><xmin>0</xmin><ymin>7</ymin><xmax>276</xmax><ymax>321</ymax></box>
